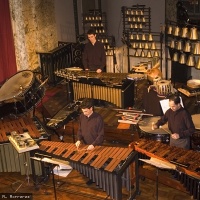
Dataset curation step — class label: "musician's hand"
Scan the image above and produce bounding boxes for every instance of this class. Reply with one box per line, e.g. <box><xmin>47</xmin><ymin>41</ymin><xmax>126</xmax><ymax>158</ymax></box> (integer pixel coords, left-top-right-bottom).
<box><xmin>151</xmin><ymin>122</ymin><xmax>157</xmax><ymax>130</ymax></box>
<box><xmin>87</xmin><ymin>145</ymin><xmax>94</xmax><ymax>151</ymax></box>
<box><xmin>75</xmin><ymin>140</ymin><xmax>81</xmax><ymax>148</ymax></box>
<box><xmin>96</xmin><ymin>69</ymin><xmax>102</xmax><ymax>73</ymax></box>
<box><xmin>171</xmin><ymin>133</ymin><xmax>180</xmax><ymax>140</ymax></box>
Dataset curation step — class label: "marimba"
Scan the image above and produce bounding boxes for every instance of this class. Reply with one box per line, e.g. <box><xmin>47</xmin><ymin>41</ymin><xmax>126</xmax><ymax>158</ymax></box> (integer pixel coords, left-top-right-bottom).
<box><xmin>35</xmin><ymin>140</ymin><xmax>139</xmax><ymax>200</ymax></box>
<box><xmin>132</xmin><ymin>138</ymin><xmax>200</xmax><ymax>200</ymax></box>
<box><xmin>0</xmin><ymin>116</ymin><xmax>49</xmax><ymax>175</ymax></box>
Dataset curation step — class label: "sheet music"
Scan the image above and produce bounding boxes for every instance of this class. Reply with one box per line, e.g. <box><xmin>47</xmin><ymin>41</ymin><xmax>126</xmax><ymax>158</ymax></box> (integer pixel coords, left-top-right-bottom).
<box><xmin>31</xmin><ymin>157</ymin><xmax>73</xmax><ymax>177</ymax></box>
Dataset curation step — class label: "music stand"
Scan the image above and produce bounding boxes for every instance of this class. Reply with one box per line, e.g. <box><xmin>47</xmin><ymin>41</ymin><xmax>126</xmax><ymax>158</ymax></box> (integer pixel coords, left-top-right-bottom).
<box><xmin>31</xmin><ymin>156</ymin><xmax>72</xmax><ymax>200</ymax></box>
<box><xmin>139</xmin><ymin>157</ymin><xmax>176</xmax><ymax>200</ymax></box>
<box><xmin>31</xmin><ymin>156</ymin><xmax>57</xmax><ymax>200</ymax></box>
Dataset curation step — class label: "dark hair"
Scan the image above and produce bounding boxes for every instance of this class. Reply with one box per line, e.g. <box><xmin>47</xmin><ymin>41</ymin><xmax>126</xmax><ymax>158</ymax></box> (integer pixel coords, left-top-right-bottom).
<box><xmin>169</xmin><ymin>94</ymin><xmax>181</xmax><ymax>104</ymax></box>
<box><xmin>80</xmin><ymin>98</ymin><xmax>94</xmax><ymax>109</ymax></box>
<box><xmin>87</xmin><ymin>28</ymin><xmax>96</xmax><ymax>35</ymax></box>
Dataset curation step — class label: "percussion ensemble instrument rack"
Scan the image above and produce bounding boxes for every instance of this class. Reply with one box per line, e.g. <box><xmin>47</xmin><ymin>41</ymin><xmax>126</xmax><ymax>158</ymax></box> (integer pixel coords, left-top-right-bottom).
<box><xmin>132</xmin><ymin>138</ymin><xmax>200</xmax><ymax>199</ymax></box>
<box><xmin>34</xmin><ymin>140</ymin><xmax>140</xmax><ymax>200</ymax></box>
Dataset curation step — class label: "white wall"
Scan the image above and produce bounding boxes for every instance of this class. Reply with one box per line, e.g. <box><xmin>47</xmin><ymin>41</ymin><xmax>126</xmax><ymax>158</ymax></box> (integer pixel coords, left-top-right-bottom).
<box><xmin>54</xmin><ymin>0</ymin><xmax>76</xmax><ymax>42</ymax></box>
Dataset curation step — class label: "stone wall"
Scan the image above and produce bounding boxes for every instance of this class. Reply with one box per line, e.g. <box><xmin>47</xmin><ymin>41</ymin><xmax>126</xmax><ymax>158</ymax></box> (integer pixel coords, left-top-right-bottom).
<box><xmin>9</xmin><ymin>0</ymin><xmax>58</xmax><ymax>71</ymax></box>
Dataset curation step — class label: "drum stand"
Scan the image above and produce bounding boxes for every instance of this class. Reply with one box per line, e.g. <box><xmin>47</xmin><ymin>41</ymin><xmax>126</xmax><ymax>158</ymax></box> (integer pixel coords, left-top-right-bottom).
<box><xmin>66</xmin><ymin>73</ymin><xmax>73</xmax><ymax>102</ymax></box>
<box><xmin>133</xmin><ymin>79</ymin><xmax>140</xmax><ymax>109</ymax></box>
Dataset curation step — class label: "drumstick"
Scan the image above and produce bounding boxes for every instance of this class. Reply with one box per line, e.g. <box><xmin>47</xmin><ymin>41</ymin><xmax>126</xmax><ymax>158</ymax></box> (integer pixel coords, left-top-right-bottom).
<box><xmin>151</xmin><ymin>122</ymin><xmax>171</xmax><ymax>134</ymax></box>
<box><xmin>159</xmin><ymin>126</ymin><xmax>171</xmax><ymax>134</ymax></box>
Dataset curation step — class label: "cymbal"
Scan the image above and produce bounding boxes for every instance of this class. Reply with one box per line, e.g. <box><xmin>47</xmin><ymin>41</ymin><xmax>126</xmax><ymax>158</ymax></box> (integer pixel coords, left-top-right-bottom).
<box><xmin>66</xmin><ymin>67</ymin><xmax>83</xmax><ymax>71</ymax></box>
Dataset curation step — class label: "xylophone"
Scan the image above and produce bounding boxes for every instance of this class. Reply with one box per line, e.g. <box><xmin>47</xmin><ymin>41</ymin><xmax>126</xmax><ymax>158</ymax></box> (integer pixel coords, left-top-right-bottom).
<box><xmin>0</xmin><ymin>116</ymin><xmax>49</xmax><ymax>175</ymax></box>
<box><xmin>132</xmin><ymin>138</ymin><xmax>200</xmax><ymax>200</ymax></box>
<box><xmin>35</xmin><ymin>140</ymin><xmax>139</xmax><ymax>200</ymax></box>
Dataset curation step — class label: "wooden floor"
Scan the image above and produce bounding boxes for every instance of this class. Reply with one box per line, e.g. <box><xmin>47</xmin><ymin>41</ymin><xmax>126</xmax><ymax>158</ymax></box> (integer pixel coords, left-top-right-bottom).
<box><xmin>0</xmin><ymin>81</ymin><xmax>198</xmax><ymax>200</ymax></box>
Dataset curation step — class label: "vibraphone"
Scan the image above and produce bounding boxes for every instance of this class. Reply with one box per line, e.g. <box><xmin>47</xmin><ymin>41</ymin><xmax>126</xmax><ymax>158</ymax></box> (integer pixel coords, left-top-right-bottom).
<box><xmin>55</xmin><ymin>70</ymin><xmax>135</xmax><ymax>108</ymax></box>
<box><xmin>131</xmin><ymin>138</ymin><xmax>200</xmax><ymax>200</ymax></box>
<box><xmin>35</xmin><ymin>140</ymin><xmax>139</xmax><ymax>200</ymax></box>
<box><xmin>0</xmin><ymin>116</ymin><xmax>49</xmax><ymax>175</ymax></box>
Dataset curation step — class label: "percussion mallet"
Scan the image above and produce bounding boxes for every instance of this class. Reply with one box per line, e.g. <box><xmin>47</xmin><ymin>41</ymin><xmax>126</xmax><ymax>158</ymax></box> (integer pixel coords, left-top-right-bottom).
<box><xmin>159</xmin><ymin>126</ymin><xmax>171</xmax><ymax>134</ymax></box>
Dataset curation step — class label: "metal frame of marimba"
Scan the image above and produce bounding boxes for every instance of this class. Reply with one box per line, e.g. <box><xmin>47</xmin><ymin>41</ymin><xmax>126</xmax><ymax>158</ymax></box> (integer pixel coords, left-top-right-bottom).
<box><xmin>34</xmin><ymin>141</ymin><xmax>140</xmax><ymax>200</ymax></box>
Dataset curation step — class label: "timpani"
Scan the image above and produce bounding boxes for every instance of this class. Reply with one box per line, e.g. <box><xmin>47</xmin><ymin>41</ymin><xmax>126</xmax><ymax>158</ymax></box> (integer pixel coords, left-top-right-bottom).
<box><xmin>138</xmin><ymin>116</ymin><xmax>170</xmax><ymax>143</ymax></box>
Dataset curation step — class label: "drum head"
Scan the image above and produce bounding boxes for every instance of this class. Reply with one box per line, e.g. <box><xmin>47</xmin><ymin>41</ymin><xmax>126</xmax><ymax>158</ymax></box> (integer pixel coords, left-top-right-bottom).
<box><xmin>139</xmin><ymin>116</ymin><xmax>170</xmax><ymax>134</ymax></box>
<box><xmin>127</xmin><ymin>73</ymin><xmax>144</xmax><ymax>80</ymax></box>
<box><xmin>0</xmin><ymin>70</ymin><xmax>34</xmax><ymax>102</ymax></box>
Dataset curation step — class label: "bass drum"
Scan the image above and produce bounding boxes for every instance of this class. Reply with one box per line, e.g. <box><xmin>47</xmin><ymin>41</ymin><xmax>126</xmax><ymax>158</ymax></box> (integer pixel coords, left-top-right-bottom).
<box><xmin>0</xmin><ymin>70</ymin><xmax>45</xmax><ymax>117</ymax></box>
<box><xmin>138</xmin><ymin>116</ymin><xmax>170</xmax><ymax>143</ymax></box>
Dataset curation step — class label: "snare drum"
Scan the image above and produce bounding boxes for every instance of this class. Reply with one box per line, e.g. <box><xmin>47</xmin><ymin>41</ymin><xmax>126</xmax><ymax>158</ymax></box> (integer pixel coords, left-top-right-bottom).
<box><xmin>138</xmin><ymin>116</ymin><xmax>170</xmax><ymax>143</ymax></box>
<box><xmin>155</xmin><ymin>80</ymin><xmax>172</xmax><ymax>97</ymax></box>
<box><xmin>127</xmin><ymin>73</ymin><xmax>145</xmax><ymax>81</ymax></box>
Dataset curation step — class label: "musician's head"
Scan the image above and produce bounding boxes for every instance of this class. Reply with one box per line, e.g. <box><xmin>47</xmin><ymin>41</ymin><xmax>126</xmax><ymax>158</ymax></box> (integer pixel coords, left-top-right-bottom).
<box><xmin>80</xmin><ymin>98</ymin><xmax>94</xmax><ymax>117</ymax></box>
<box><xmin>168</xmin><ymin>94</ymin><xmax>181</xmax><ymax>111</ymax></box>
<box><xmin>87</xmin><ymin>29</ymin><xmax>97</xmax><ymax>44</ymax></box>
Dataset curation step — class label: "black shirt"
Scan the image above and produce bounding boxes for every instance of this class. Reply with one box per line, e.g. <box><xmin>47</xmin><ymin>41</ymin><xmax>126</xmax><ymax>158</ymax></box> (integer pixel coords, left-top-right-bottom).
<box><xmin>156</xmin><ymin>107</ymin><xmax>195</xmax><ymax>149</ymax></box>
<box><xmin>77</xmin><ymin>112</ymin><xmax>104</xmax><ymax>146</ymax></box>
<box><xmin>82</xmin><ymin>41</ymin><xmax>106</xmax><ymax>71</ymax></box>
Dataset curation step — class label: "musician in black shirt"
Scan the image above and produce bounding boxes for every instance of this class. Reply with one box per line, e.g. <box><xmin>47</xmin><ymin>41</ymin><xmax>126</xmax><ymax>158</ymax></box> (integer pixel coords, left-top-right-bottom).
<box><xmin>82</xmin><ymin>29</ymin><xmax>106</xmax><ymax>73</ymax></box>
<box><xmin>152</xmin><ymin>94</ymin><xmax>195</xmax><ymax>149</ymax></box>
<box><xmin>75</xmin><ymin>98</ymin><xmax>104</xmax><ymax>151</ymax></box>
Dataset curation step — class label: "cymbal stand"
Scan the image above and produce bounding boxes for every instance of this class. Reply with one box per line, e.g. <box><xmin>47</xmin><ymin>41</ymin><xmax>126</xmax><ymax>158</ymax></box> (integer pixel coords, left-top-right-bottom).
<box><xmin>13</xmin><ymin>97</ymin><xmax>19</xmax><ymax>118</ymax></box>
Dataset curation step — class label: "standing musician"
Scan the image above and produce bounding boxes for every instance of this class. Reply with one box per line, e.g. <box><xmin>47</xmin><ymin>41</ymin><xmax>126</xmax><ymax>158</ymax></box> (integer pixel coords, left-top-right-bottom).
<box><xmin>82</xmin><ymin>28</ymin><xmax>106</xmax><ymax>73</ymax></box>
<box><xmin>75</xmin><ymin>98</ymin><xmax>104</xmax><ymax>151</ymax></box>
<box><xmin>152</xmin><ymin>94</ymin><xmax>195</xmax><ymax>149</ymax></box>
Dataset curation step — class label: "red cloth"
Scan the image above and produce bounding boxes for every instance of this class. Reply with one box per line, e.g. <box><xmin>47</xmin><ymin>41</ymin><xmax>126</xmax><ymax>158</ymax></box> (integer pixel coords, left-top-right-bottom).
<box><xmin>0</xmin><ymin>0</ymin><xmax>17</xmax><ymax>83</ymax></box>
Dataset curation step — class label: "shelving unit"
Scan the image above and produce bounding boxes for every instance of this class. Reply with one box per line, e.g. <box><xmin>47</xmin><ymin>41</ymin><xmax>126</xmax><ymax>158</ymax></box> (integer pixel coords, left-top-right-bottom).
<box><xmin>121</xmin><ymin>5</ymin><xmax>163</xmax><ymax>72</ymax></box>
